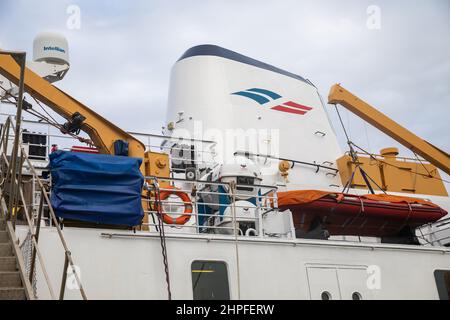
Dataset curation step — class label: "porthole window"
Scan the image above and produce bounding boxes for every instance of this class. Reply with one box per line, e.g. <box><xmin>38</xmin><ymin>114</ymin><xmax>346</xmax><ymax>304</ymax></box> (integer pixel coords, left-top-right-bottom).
<box><xmin>352</xmin><ymin>292</ymin><xmax>362</xmax><ymax>300</ymax></box>
<box><xmin>321</xmin><ymin>291</ymin><xmax>332</xmax><ymax>300</ymax></box>
<box><xmin>191</xmin><ymin>261</ymin><xmax>230</xmax><ymax>300</ymax></box>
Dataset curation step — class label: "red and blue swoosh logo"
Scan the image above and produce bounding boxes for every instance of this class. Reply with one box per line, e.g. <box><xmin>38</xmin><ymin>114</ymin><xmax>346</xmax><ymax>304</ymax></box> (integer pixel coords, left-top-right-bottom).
<box><xmin>231</xmin><ymin>88</ymin><xmax>313</xmax><ymax>115</ymax></box>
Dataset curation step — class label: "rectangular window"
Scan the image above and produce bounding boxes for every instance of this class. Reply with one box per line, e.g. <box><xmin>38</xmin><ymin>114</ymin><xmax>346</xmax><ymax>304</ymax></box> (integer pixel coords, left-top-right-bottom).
<box><xmin>434</xmin><ymin>270</ymin><xmax>450</xmax><ymax>300</ymax></box>
<box><xmin>191</xmin><ymin>261</ymin><xmax>230</xmax><ymax>300</ymax></box>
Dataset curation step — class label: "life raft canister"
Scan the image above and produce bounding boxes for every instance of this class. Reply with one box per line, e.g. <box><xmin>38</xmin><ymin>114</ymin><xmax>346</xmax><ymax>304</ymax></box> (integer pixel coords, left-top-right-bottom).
<box><xmin>156</xmin><ymin>186</ymin><xmax>193</xmax><ymax>225</ymax></box>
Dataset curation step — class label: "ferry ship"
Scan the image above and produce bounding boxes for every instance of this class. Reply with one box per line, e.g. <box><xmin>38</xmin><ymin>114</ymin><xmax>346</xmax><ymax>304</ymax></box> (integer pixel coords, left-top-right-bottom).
<box><xmin>0</xmin><ymin>32</ymin><xmax>449</xmax><ymax>300</ymax></box>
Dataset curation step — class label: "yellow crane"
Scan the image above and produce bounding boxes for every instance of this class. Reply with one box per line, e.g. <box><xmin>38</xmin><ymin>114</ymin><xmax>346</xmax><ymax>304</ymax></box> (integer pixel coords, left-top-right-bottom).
<box><xmin>0</xmin><ymin>52</ymin><xmax>170</xmax><ymax>229</ymax></box>
<box><xmin>328</xmin><ymin>84</ymin><xmax>450</xmax><ymax>176</ymax></box>
<box><xmin>0</xmin><ymin>53</ymin><xmax>146</xmax><ymax>158</ymax></box>
<box><xmin>0</xmin><ymin>52</ymin><xmax>170</xmax><ymax>176</ymax></box>
<box><xmin>329</xmin><ymin>84</ymin><xmax>449</xmax><ymax>196</ymax></box>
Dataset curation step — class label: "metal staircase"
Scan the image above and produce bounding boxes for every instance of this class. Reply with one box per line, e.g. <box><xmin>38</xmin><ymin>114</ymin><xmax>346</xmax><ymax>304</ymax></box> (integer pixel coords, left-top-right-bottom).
<box><xmin>0</xmin><ymin>216</ymin><xmax>32</xmax><ymax>300</ymax></box>
<box><xmin>0</xmin><ymin>51</ymin><xmax>86</xmax><ymax>300</ymax></box>
<box><xmin>0</xmin><ymin>115</ymin><xmax>87</xmax><ymax>300</ymax></box>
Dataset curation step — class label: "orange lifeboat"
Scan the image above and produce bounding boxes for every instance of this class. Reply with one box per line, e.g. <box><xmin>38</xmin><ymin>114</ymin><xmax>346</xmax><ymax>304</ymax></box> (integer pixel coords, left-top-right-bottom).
<box><xmin>278</xmin><ymin>190</ymin><xmax>447</xmax><ymax>237</ymax></box>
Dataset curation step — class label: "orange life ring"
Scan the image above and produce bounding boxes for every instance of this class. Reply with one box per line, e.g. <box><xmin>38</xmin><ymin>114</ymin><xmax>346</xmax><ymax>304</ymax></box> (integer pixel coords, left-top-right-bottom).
<box><xmin>156</xmin><ymin>186</ymin><xmax>192</xmax><ymax>225</ymax></box>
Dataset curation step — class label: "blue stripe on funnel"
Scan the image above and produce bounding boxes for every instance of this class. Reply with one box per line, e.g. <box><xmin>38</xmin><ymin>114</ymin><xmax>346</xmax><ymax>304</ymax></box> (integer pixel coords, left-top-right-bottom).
<box><xmin>231</xmin><ymin>91</ymin><xmax>270</xmax><ymax>105</ymax></box>
<box><xmin>247</xmin><ymin>88</ymin><xmax>282</xmax><ymax>100</ymax></box>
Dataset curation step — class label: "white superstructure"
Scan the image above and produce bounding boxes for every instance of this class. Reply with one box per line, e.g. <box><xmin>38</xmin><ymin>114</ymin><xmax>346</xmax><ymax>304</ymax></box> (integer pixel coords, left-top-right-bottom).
<box><xmin>166</xmin><ymin>45</ymin><xmax>343</xmax><ymax>189</ymax></box>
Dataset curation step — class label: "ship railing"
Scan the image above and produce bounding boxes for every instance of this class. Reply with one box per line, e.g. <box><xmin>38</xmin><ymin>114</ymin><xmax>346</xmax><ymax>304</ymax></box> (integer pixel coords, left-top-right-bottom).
<box><xmin>0</xmin><ymin>113</ymin><xmax>219</xmax><ymax>173</ymax></box>
<box><xmin>142</xmin><ymin>175</ymin><xmax>278</xmax><ymax>237</ymax></box>
<box><xmin>351</xmin><ymin>150</ymin><xmax>432</xmax><ymax>165</ymax></box>
<box><xmin>0</xmin><ymin>116</ymin><xmax>87</xmax><ymax>300</ymax></box>
<box><xmin>130</xmin><ymin>131</ymin><xmax>218</xmax><ymax>169</ymax></box>
<box><xmin>0</xmin><ymin>113</ymin><xmax>91</xmax><ymax>161</ymax></box>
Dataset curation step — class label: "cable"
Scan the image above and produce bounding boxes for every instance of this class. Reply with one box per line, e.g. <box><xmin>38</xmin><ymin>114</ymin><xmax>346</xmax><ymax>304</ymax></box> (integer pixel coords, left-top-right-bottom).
<box><xmin>351</xmin><ymin>142</ymin><xmax>450</xmax><ymax>184</ymax></box>
<box><xmin>32</xmin><ymin>96</ymin><xmax>60</xmax><ymax>127</ymax></box>
<box><xmin>342</xmin><ymin>163</ymin><xmax>358</xmax><ymax>193</ymax></box>
<box><xmin>153</xmin><ymin>180</ymin><xmax>172</xmax><ymax>300</ymax></box>
<box><xmin>334</xmin><ymin>104</ymin><xmax>351</xmax><ymax>143</ymax></box>
<box><xmin>0</xmin><ymin>83</ymin><xmax>17</xmax><ymax>102</ymax></box>
<box><xmin>358</xmin><ymin>167</ymin><xmax>375</xmax><ymax>194</ymax></box>
<box><xmin>0</xmin><ymin>84</ymin><xmax>21</xmax><ymax>110</ymax></box>
<box><xmin>25</xmin><ymin>108</ymin><xmax>60</xmax><ymax>129</ymax></box>
<box><xmin>413</xmin><ymin>151</ymin><xmax>433</xmax><ymax>177</ymax></box>
<box><xmin>1</xmin><ymin>86</ymin><xmax>94</xmax><ymax>146</ymax></box>
<box><xmin>334</xmin><ymin>104</ymin><xmax>381</xmax><ymax>193</ymax></box>
<box><xmin>363</xmin><ymin>121</ymin><xmax>372</xmax><ymax>153</ymax></box>
<box><xmin>26</xmin><ymin>102</ymin><xmax>94</xmax><ymax>146</ymax></box>
<box><xmin>334</xmin><ymin>105</ymin><xmax>449</xmax><ymax>185</ymax></box>
<box><xmin>359</xmin><ymin>166</ymin><xmax>386</xmax><ymax>194</ymax></box>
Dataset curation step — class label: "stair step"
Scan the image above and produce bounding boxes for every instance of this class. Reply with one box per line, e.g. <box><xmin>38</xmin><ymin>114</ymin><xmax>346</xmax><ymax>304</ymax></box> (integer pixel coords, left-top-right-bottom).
<box><xmin>0</xmin><ymin>257</ymin><xmax>17</xmax><ymax>272</ymax></box>
<box><xmin>0</xmin><ymin>243</ymin><xmax>12</xmax><ymax>257</ymax></box>
<box><xmin>0</xmin><ymin>272</ymin><xmax>22</xmax><ymax>287</ymax></box>
<box><xmin>0</xmin><ymin>287</ymin><xmax>26</xmax><ymax>300</ymax></box>
<box><xmin>0</xmin><ymin>231</ymin><xmax>9</xmax><ymax>243</ymax></box>
<box><xmin>0</xmin><ymin>219</ymin><xmax>5</xmax><ymax>231</ymax></box>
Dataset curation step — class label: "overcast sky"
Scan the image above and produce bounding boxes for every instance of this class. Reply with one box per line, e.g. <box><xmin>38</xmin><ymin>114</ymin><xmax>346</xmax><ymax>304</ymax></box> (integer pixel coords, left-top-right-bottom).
<box><xmin>0</xmin><ymin>1</ymin><xmax>449</xmax><ymax>171</ymax></box>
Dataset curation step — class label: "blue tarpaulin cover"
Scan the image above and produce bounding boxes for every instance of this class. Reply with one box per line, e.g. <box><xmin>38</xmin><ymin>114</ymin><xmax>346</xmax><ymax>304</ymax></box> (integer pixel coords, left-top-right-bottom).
<box><xmin>49</xmin><ymin>151</ymin><xmax>144</xmax><ymax>226</ymax></box>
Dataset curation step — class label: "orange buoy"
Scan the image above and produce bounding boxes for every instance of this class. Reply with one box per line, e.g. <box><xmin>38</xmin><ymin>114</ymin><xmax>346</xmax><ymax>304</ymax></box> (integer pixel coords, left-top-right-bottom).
<box><xmin>157</xmin><ymin>186</ymin><xmax>192</xmax><ymax>225</ymax></box>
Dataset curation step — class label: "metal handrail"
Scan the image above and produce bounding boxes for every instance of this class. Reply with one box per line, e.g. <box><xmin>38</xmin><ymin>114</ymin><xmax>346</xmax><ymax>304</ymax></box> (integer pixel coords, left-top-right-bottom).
<box><xmin>0</xmin><ymin>116</ymin><xmax>87</xmax><ymax>300</ymax></box>
<box><xmin>1</xmin><ymin>111</ymin><xmax>219</xmax><ymax>169</ymax></box>
<box><xmin>233</xmin><ymin>150</ymin><xmax>339</xmax><ymax>173</ymax></box>
<box><xmin>143</xmin><ymin>174</ymin><xmax>278</xmax><ymax>238</ymax></box>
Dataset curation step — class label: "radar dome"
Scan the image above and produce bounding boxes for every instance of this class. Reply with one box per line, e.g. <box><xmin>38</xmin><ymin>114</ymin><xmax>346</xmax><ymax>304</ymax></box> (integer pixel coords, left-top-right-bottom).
<box><xmin>33</xmin><ymin>32</ymin><xmax>69</xmax><ymax>65</ymax></box>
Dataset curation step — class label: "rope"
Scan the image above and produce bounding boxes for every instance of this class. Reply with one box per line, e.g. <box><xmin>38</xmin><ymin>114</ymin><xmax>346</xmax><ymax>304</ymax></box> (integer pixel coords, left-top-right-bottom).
<box><xmin>334</xmin><ymin>104</ymin><xmax>380</xmax><ymax>193</ymax></box>
<box><xmin>363</xmin><ymin>121</ymin><xmax>372</xmax><ymax>154</ymax></box>
<box><xmin>26</xmin><ymin>99</ymin><xmax>93</xmax><ymax>145</ymax></box>
<box><xmin>0</xmin><ymin>83</ymin><xmax>18</xmax><ymax>104</ymax></box>
<box><xmin>413</xmin><ymin>151</ymin><xmax>433</xmax><ymax>177</ymax></box>
<box><xmin>334</xmin><ymin>104</ymin><xmax>351</xmax><ymax>144</ymax></box>
<box><xmin>342</xmin><ymin>163</ymin><xmax>358</xmax><ymax>193</ymax></box>
<box><xmin>1</xmin><ymin>90</ymin><xmax>95</xmax><ymax>147</ymax></box>
<box><xmin>153</xmin><ymin>180</ymin><xmax>172</xmax><ymax>300</ymax></box>
<box><xmin>32</xmin><ymin>96</ymin><xmax>61</xmax><ymax>128</ymax></box>
<box><xmin>359</xmin><ymin>166</ymin><xmax>387</xmax><ymax>194</ymax></box>
<box><xmin>334</xmin><ymin>103</ymin><xmax>449</xmax><ymax>189</ymax></box>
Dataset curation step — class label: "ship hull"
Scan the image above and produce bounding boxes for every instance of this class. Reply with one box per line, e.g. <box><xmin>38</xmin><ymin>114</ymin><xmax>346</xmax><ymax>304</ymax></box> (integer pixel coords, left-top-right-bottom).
<box><xmin>16</xmin><ymin>226</ymin><xmax>450</xmax><ymax>300</ymax></box>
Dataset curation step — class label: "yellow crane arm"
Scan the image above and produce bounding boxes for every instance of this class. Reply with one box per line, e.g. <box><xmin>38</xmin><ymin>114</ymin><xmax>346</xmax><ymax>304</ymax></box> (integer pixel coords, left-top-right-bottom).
<box><xmin>328</xmin><ymin>84</ymin><xmax>450</xmax><ymax>175</ymax></box>
<box><xmin>0</xmin><ymin>54</ymin><xmax>145</xmax><ymax>159</ymax></box>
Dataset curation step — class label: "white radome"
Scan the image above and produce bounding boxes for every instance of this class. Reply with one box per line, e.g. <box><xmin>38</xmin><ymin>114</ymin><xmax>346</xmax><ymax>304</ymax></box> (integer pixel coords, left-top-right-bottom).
<box><xmin>33</xmin><ymin>31</ymin><xmax>70</xmax><ymax>65</ymax></box>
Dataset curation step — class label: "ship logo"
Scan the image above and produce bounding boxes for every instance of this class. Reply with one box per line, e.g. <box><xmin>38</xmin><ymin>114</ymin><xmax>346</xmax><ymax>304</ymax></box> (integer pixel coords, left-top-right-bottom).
<box><xmin>231</xmin><ymin>88</ymin><xmax>313</xmax><ymax>115</ymax></box>
<box><xmin>43</xmin><ymin>46</ymin><xmax>66</xmax><ymax>53</ymax></box>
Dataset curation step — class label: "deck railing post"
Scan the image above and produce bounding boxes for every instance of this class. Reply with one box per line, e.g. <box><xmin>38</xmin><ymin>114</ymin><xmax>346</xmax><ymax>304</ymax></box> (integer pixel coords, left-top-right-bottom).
<box><xmin>1</xmin><ymin>121</ymin><xmax>11</xmax><ymax>217</ymax></box>
<box><xmin>0</xmin><ymin>121</ymin><xmax>8</xmax><ymax>201</ymax></box>
<box><xmin>0</xmin><ymin>112</ymin><xmax>87</xmax><ymax>299</ymax></box>
<box><xmin>0</xmin><ymin>118</ymin><xmax>10</xmax><ymax>153</ymax></box>
<box><xmin>229</xmin><ymin>181</ymin><xmax>241</xmax><ymax>299</ymax></box>
<box><xmin>11</xmin><ymin>151</ymin><xmax>24</xmax><ymax>229</ymax></box>
<box><xmin>29</xmin><ymin>189</ymin><xmax>44</xmax><ymax>284</ymax></box>
<box><xmin>4</xmin><ymin>51</ymin><xmax>26</xmax><ymax>221</ymax></box>
<box><xmin>59</xmin><ymin>253</ymin><xmax>69</xmax><ymax>300</ymax></box>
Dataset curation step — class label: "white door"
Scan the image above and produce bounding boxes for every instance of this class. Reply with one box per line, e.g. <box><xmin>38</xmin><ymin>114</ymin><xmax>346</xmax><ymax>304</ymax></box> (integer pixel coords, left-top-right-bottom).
<box><xmin>306</xmin><ymin>265</ymin><xmax>371</xmax><ymax>300</ymax></box>
<box><xmin>336</xmin><ymin>267</ymin><xmax>371</xmax><ymax>300</ymax></box>
<box><xmin>306</xmin><ymin>267</ymin><xmax>341</xmax><ymax>300</ymax></box>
